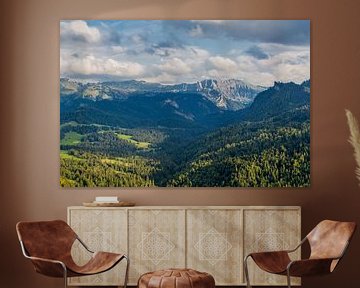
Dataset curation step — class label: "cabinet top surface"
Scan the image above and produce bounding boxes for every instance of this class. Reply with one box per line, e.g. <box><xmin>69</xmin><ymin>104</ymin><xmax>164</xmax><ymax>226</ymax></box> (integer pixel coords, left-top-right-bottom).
<box><xmin>68</xmin><ymin>205</ymin><xmax>301</xmax><ymax>210</ymax></box>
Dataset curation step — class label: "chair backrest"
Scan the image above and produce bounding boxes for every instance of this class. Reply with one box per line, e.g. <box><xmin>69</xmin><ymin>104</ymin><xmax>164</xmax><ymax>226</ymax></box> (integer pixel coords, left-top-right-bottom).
<box><xmin>307</xmin><ymin>220</ymin><xmax>356</xmax><ymax>261</ymax></box>
<box><xmin>16</xmin><ymin>220</ymin><xmax>77</xmax><ymax>261</ymax></box>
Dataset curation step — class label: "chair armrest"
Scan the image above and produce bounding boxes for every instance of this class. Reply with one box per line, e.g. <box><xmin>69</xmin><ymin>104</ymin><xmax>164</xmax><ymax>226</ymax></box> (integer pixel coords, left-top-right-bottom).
<box><xmin>19</xmin><ymin>240</ymin><xmax>67</xmax><ymax>277</ymax></box>
<box><xmin>25</xmin><ymin>255</ymin><xmax>67</xmax><ymax>278</ymax></box>
<box><xmin>26</xmin><ymin>255</ymin><xmax>65</xmax><ymax>266</ymax></box>
<box><xmin>287</xmin><ymin>258</ymin><xmax>336</xmax><ymax>277</ymax></box>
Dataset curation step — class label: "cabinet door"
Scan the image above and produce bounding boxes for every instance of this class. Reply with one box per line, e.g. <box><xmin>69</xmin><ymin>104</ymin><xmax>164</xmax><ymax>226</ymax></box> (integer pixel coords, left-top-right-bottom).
<box><xmin>187</xmin><ymin>209</ymin><xmax>243</xmax><ymax>285</ymax></box>
<box><xmin>68</xmin><ymin>208</ymin><xmax>127</xmax><ymax>286</ymax></box>
<box><xmin>128</xmin><ymin>209</ymin><xmax>186</xmax><ymax>284</ymax></box>
<box><xmin>243</xmin><ymin>209</ymin><xmax>301</xmax><ymax>286</ymax></box>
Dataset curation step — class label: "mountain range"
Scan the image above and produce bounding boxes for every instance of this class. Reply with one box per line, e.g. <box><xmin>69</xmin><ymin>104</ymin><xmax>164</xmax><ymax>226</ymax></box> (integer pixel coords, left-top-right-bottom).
<box><xmin>60</xmin><ymin>78</ymin><xmax>265</xmax><ymax>111</ymax></box>
<box><xmin>61</xmin><ymin>78</ymin><xmax>310</xmax><ymax>129</ymax></box>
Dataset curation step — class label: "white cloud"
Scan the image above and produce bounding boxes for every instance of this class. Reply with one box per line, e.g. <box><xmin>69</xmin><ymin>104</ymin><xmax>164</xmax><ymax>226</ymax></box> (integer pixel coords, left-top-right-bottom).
<box><xmin>112</xmin><ymin>46</ymin><xmax>126</xmax><ymax>53</ymax></box>
<box><xmin>148</xmin><ymin>45</ymin><xmax>210</xmax><ymax>62</ymax></box>
<box><xmin>61</xmin><ymin>20</ymin><xmax>101</xmax><ymax>43</ymax></box>
<box><xmin>188</xmin><ymin>46</ymin><xmax>210</xmax><ymax>59</ymax></box>
<box><xmin>60</xmin><ymin>21</ymin><xmax>309</xmax><ymax>86</ymax></box>
<box><xmin>208</xmin><ymin>56</ymin><xmax>238</xmax><ymax>73</ymax></box>
<box><xmin>188</xmin><ymin>20</ymin><xmax>309</xmax><ymax>45</ymax></box>
<box><xmin>141</xmin><ymin>73</ymin><xmax>177</xmax><ymax>84</ymax></box>
<box><xmin>61</xmin><ymin>54</ymin><xmax>144</xmax><ymax>77</ymax></box>
<box><xmin>60</xmin><ymin>20</ymin><xmax>310</xmax><ymax>85</ymax></box>
<box><xmin>157</xmin><ymin>58</ymin><xmax>191</xmax><ymax>75</ymax></box>
<box><xmin>235</xmin><ymin>44</ymin><xmax>310</xmax><ymax>86</ymax></box>
<box><xmin>140</xmin><ymin>45</ymin><xmax>210</xmax><ymax>82</ymax></box>
<box><xmin>131</xmin><ymin>34</ymin><xmax>145</xmax><ymax>45</ymax></box>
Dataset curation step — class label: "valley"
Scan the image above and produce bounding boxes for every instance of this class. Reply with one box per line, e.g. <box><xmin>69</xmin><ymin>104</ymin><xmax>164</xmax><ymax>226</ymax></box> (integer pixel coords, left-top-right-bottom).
<box><xmin>60</xmin><ymin>78</ymin><xmax>310</xmax><ymax>187</ymax></box>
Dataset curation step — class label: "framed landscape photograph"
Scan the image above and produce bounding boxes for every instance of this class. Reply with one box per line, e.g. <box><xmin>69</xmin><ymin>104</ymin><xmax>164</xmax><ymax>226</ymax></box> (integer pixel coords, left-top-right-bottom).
<box><xmin>60</xmin><ymin>20</ymin><xmax>310</xmax><ymax>188</ymax></box>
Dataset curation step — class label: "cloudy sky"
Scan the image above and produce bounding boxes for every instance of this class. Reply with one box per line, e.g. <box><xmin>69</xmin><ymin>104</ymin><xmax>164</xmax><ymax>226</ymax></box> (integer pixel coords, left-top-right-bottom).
<box><xmin>60</xmin><ymin>20</ymin><xmax>310</xmax><ymax>86</ymax></box>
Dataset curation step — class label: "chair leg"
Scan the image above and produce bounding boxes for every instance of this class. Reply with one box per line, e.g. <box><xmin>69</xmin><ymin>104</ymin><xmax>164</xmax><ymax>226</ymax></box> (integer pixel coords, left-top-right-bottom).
<box><xmin>286</xmin><ymin>269</ymin><xmax>291</xmax><ymax>288</ymax></box>
<box><xmin>123</xmin><ymin>255</ymin><xmax>130</xmax><ymax>288</ymax></box>
<box><xmin>244</xmin><ymin>255</ymin><xmax>252</xmax><ymax>288</ymax></box>
<box><xmin>62</xmin><ymin>264</ymin><xmax>68</xmax><ymax>288</ymax></box>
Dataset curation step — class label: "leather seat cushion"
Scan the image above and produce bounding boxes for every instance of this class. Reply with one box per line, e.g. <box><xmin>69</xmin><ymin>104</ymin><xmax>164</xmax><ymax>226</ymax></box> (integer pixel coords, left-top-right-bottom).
<box><xmin>138</xmin><ymin>268</ymin><xmax>215</xmax><ymax>288</ymax></box>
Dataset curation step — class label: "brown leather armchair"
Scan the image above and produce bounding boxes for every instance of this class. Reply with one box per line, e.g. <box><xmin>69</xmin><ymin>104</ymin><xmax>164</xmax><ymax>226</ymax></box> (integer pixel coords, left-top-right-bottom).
<box><xmin>244</xmin><ymin>220</ymin><xmax>356</xmax><ymax>288</ymax></box>
<box><xmin>16</xmin><ymin>220</ymin><xmax>129</xmax><ymax>288</ymax></box>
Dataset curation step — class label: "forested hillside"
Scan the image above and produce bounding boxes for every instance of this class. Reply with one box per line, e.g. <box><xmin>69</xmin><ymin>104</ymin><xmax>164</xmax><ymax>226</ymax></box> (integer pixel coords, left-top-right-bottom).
<box><xmin>60</xmin><ymin>79</ymin><xmax>310</xmax><ymax>187</ymax></box>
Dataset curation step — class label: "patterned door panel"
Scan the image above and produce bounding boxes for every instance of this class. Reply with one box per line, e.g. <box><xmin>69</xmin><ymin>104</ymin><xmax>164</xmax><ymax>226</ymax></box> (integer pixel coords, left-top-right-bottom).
<box><xmin>244</xmin><ymin>209</ymin><xmax>301</xmax><ymax>286</ymax></box>
<box><xmin>128</xmin><ymin>209</ymin><xmax>186</xmax><ymax>284</ymax></box>
<box><xmin>187</xmin><ymin>209</ymin><xmax>243</xmax><ymax>285</ymax></box>
<box><xmin>68</xmin><ymin>208</ymin><xmax>127</xmax><ymax>286</ymax></box>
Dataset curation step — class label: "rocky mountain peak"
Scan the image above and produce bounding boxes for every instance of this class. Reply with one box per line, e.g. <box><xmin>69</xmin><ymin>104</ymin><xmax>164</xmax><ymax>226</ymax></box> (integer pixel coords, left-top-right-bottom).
<box><xmin>60</xmin><ymin>78</ymin><xmax>265</xmax><ymax>111</ymax></box>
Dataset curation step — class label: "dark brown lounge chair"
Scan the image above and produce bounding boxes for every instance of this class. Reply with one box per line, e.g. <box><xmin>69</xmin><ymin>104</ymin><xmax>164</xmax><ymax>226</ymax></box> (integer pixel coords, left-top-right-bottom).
<box><xmin>16</xmin><ymin>219</ymin><xmax>129</xmax><ymax>288</ymax></box>
<box><xmin>244</xmin><ymin>219</ymin><xmax>356</xmax><ymax>288</ymax></box>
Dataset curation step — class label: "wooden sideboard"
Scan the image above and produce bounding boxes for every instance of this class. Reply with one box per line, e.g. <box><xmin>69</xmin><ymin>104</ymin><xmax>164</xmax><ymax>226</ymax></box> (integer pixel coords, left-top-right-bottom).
<box><xmin>67</xmin><ymin>206</ymin><xmax>301</xmax><ymax>286</ymax></box>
